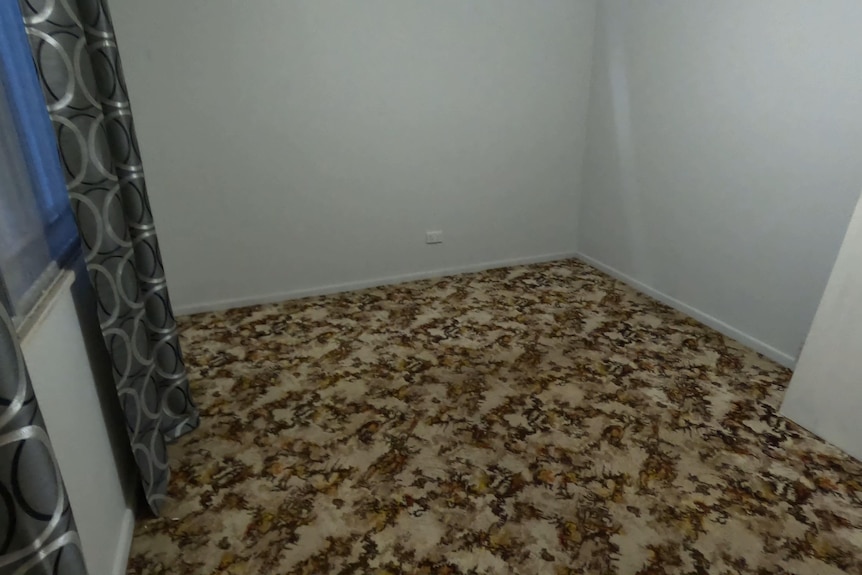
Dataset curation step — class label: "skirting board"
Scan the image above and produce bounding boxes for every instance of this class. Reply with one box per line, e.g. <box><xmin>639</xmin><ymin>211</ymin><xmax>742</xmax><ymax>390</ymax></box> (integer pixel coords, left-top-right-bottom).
<box><xmin>173</xmin><ymin>249</ymin><xmax>796</xmax><ymax>369</ymax></box>
<box><xmin>577</xmin><ymin>253</ymin><xmax>797</xmax><ymax>369</ymax></box>
<box><xmin>174</xmin><ymin>251</ymin><xmax>580</xmax><ymax>316</ymax></box>
<box><xmin>112</xmin><ymin>508</ymin><xmax>136</xmax><ymax>575</ymax></box>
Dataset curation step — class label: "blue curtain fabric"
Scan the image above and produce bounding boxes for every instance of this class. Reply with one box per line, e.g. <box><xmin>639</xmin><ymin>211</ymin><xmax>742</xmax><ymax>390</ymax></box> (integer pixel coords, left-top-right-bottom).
<box><xmin>19</xmin><ymin>0</ymin><xmax>199</xmax><ymax>513</ymax></box>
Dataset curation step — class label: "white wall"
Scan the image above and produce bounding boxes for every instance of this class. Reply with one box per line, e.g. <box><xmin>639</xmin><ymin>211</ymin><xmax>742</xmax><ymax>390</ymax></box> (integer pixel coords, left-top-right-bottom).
<box><xmin>578</xmin><ymin>0</ymin><xmax>862</xmax><ymax>365</ymax></box>
<box><xmin>108</xmin><ymin>0</ymin><xmax>597</xmax><ymax>313</ymax></box>
<box><xmin>21</xmin><ymin>262</ymin><xmax>136</xmax><ymax>575</ymax></box>
<box><xmin>781</xmin><ymin>192</ymin><xmax>862</xmax><ymax>461</ymax></box>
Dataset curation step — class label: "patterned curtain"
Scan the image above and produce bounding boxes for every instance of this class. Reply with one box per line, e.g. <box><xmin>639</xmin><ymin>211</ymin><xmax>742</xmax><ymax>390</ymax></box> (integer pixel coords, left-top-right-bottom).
<box><xmin>19</xmin><ymin>0</ymin><xmax>199</xmax><ymax>512</ymax></box>
<box><xmin>0</xmin><ymin>301</ymin><xmax>87</xmax><ymax>574</ymax></box>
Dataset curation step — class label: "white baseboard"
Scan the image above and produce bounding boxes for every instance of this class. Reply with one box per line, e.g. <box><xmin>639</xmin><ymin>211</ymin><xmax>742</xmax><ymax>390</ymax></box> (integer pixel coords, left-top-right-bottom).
<box><xmin>174</xmin><ymin>251</ymin><xmax>579</xmax><ymax>316</ymax></box>
<box><xmin>576</xmin><ymin>253</ymin><xmax>797</xmax><ymax>368</ymax></box>
<box><xmin>174</xmin><ymin>250</ymin><xmax>795</xmax><ymax>368</ymax></box>
<box><xmin>112</xmin><ymin>508</ymin><xmax>136</xmax><ymax>575</ymax></box>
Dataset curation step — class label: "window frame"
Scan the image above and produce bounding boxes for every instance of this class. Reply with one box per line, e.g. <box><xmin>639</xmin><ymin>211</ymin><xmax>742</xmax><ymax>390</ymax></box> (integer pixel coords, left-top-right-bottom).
<box><xmin>0</xmin><ymin>2</ymin><xmax>80</xmax><ymax>328</ymax></box>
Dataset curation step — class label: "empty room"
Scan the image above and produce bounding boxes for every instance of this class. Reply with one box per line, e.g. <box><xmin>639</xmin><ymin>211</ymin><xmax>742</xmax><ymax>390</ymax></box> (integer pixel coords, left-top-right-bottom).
<box><xmin>3</xmin><ymin>1</ymin><xmax>862</xmax><ymax>574</ymax></box>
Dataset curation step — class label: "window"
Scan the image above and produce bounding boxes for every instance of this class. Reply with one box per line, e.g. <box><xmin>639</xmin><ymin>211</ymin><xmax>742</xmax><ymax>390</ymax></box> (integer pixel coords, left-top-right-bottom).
<box><xmin>0</xmin><ymin>3</ymin><xmax>78</xmax><ymax>327</ymax></box>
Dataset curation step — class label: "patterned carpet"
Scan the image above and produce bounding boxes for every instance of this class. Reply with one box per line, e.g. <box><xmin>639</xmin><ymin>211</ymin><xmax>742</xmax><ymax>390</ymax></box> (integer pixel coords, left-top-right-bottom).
<box><xmin>126</xmin><ymin>259</ymin><xmax>862</xmax><ymax>575</ymax></box>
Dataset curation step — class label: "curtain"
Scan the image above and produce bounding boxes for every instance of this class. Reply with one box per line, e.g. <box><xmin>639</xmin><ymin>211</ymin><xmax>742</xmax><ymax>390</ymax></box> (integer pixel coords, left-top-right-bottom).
<box><xmin>19</xmin><ymin>0</ymin><xmax>199</xmax><ymax>513</ymax></box>
<box><xmin>0</xmin><ymin>302</ymin><xmax>87</xmax><ymax>574</ymax></box>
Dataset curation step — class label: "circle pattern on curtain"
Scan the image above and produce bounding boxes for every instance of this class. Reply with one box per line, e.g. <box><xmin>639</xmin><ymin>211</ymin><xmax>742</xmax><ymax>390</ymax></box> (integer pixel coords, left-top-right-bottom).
<box><xmin>19</xmin><ymin>0</ymin><xmax>200</xmax><ymax>513</ymax></box>
<box><xmin>0</xmin><ymin>304</ymin><xmax>87</xmax><ymax>574</ymax></box>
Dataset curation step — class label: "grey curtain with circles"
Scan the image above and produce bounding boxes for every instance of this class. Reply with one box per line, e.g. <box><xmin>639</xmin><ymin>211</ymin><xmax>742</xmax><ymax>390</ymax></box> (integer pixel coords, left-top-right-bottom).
<box><xmin>0</xmin><ymin>300</ymin><xmax>87</xmax><ymax>574</ymax></box>
<box><xmin>19</xmin><ymin>0</ymin><xmax>199</xmax><ymax>513</ymax></box>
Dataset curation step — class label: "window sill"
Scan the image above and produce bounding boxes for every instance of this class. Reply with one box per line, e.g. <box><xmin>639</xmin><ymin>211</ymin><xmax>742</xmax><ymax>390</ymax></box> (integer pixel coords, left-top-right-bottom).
<box><xmin>17</xmin><ymin>262</ymin><xmax>78</xmax><ymax>344</ymax></box>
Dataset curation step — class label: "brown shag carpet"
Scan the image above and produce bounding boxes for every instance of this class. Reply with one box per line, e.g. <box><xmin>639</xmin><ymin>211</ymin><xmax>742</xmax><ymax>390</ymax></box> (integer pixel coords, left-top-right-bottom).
<box><xmin>127</xmin><ymin>259</ymin><xmax>862</xmax><ymax>575</ymax></box>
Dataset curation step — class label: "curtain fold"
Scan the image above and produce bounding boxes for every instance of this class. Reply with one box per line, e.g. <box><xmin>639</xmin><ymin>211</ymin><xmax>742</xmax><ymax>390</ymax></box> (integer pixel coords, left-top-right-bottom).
<box><xmin>0</xmin><ymin>302</ymin><xmax>88</xmax><ymax>575</ymax></box>
<box><xmin>19</xmin><ymin>0</ymin><xmax>199</xmax><ymax>513</ymax></box>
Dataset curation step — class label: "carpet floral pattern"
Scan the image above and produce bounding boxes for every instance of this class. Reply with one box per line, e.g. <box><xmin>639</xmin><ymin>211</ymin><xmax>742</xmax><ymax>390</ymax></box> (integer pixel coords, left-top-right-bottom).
<box><xmin>127</xmin><ymin>259</ymin><xmax>862</xmax><ymax>575</ymax></box>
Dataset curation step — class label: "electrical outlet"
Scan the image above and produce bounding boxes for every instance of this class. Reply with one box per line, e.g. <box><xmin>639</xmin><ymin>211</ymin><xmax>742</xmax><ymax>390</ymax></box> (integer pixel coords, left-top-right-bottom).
<box><xmin>425</xmin><ymin>230</ymin><xmax>443</xmax><ymax>244</ymax></box>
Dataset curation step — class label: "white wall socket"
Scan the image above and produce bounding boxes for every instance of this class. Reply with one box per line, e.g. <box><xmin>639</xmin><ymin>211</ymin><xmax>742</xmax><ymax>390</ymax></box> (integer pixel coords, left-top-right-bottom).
<box><xmin>425</xmin><ymin>230</ymin><xmax>443</xmax><ymax>244</ymax></box>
